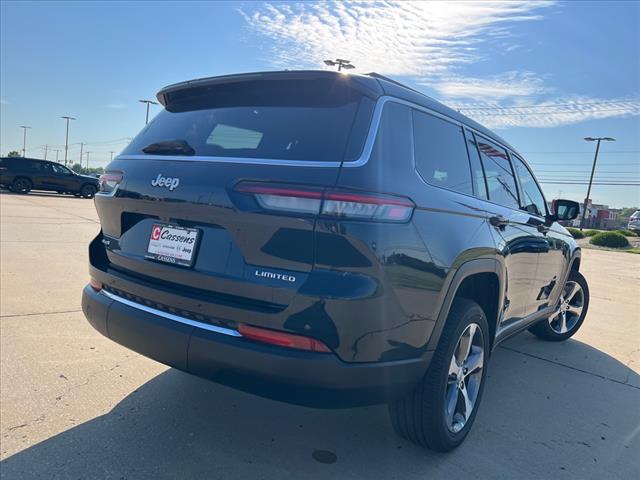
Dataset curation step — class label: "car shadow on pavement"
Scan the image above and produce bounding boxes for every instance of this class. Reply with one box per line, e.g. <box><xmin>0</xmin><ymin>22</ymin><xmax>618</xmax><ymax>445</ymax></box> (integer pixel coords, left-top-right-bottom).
<box><xmin>1</xmin><ymin>337</ymin><xmax>638</xmax><ymax>480</ymax></box>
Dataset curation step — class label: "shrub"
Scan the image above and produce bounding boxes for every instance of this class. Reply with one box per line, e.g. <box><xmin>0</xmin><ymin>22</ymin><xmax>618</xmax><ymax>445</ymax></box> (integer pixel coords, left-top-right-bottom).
<box><xmin>589</xmin><ymin>232</ymin><xmax>630</xmax><ymax>248</ymax></box>
<box><xmin>566</xmin><ymin>227</ymin><xmax>584</xmax><ymax>239</ymax></box>
<box><xmin>584</xmin><ymin>229</ymin><xmax>599</xmax><ymax>237</ymax></box>
<box><xmin>614</xmin><ymin>229</ymin><xmax>637</xmax><ymax>237</ymax></box>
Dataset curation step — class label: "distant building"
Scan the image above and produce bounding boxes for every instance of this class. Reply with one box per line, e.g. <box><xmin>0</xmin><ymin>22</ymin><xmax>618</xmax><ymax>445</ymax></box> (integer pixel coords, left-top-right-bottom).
<box><xmin>569</xmin><ymin>199</ymin><xmax>622</xmax><ymax>229</ymax></box>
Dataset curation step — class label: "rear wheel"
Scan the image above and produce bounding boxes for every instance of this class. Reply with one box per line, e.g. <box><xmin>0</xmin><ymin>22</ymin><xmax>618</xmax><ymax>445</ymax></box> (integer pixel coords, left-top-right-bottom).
<box><xmin>529</xmin><ymin>270</ymin><xmax>589</xmax><ymax>341</ymax></box>
<box><xmin>12</xmin><ymin>177</ymin><xmax>32</xmax><ymax>194</ymax></box>
<box><xmin>80</xmin><ymin>184</ymin><xmax>97</xmax><ymax>199</ymax></box>
<box><xmin>388</xmin><ymin>298</ymin><xmax>489</xmax><ymax>452</ymax></box>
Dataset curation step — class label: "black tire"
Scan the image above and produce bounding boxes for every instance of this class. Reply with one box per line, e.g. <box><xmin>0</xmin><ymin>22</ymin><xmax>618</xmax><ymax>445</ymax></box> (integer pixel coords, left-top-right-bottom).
<box><xmin>12</xmin><ymin>177</ymin><xmax>32</xmax><ymax>194</ymax></box>
<box><xmin>80</xmin><ymin>184</ymin><xmax>97</xmax><ymax>199</ymax></box>
<box><xmin>388</xmin><ymin>298</ymin><xmax>490</xmax><ymax>452</ymax></box>
<box><xmin>528</xmin><ymin>270</ymin><xmax>589</xmax><ymax>341</ymax></box>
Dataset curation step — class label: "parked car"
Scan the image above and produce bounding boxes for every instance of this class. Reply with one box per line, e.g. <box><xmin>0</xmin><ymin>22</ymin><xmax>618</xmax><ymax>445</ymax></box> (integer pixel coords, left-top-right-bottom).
<box><xmin>628</xmin><ymin>210</ymin><xmax>640</xmax><ymax>233</ymax></box>
<box><xmin>0</xmin><ymin>157</ymin><xmax>99</xmax><ymax>198</ymax></box>
<box><xmin>82</xmin><ymin>70</ymin><xmax>588</xmax><ymax>452</ymax></box>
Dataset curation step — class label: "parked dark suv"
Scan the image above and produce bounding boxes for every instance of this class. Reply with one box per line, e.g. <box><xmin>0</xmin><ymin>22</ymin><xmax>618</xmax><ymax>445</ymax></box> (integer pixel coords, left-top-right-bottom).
<box><xmin>0</xmin><ymin>157</ymin><xmax>99</xmax><ymax>198</ymax></box>
<box><xmin>82</xmin><ymin>71</ymin><xmax>588</xmax><ymax>451</ymax></box>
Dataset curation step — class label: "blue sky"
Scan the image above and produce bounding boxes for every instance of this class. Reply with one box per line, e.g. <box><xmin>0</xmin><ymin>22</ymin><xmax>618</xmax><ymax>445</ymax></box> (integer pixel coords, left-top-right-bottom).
<box><xmin>1</xmin><ymin>1</ymin><xmax>638</xmax><ymax>207</ymax></box>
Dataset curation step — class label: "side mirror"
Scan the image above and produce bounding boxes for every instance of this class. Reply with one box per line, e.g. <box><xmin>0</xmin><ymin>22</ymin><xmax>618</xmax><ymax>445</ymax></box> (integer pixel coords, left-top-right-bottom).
<box><xmin>547</xmin><ymin>199</ymin><xmax>580</xmax><ymax>225</ymax></box>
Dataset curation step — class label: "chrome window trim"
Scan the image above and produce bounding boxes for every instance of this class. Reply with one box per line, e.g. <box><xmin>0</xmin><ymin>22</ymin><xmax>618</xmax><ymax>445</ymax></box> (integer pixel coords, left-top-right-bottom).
<box><xmin>101</xmin><ymin>289</ymin><xmax>243</xmax><ymax>337</ymax></box>
<box><xmin>114</xmin><ymin>96</ymin><xmax>516</xmax><ymax>170</ymax></box>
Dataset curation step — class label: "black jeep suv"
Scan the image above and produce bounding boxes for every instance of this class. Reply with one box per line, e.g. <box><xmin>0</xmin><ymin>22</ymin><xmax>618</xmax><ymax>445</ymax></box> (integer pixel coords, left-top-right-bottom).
<box><xmin>0</xmin><ymin>157</ymin><xmax>99</xmax><ymax>198</ymax></box>
<box><xmin>82</xmin><ymin>71</ymin><xmax>587</xmax><ymax>451</ymax></box>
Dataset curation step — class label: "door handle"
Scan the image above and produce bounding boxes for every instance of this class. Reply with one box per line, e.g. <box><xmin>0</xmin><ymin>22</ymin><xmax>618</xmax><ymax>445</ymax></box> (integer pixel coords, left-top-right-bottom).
<box><xmin>489</xmin><ymin>215</ymin><xmax>509</xmax><ymax>229</ymax></box>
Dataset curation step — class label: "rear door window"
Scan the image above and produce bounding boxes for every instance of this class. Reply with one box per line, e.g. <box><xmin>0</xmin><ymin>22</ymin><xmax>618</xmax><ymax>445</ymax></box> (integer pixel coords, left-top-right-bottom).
<box><xmin>475</xmin><ymin>135</ymin><xmax>520</xmax><ymax>210</ymax></box>
<box><xmin>412</xmin><ymin>110</ymin><xmax>473</xmax><ymax>195</ymax></box>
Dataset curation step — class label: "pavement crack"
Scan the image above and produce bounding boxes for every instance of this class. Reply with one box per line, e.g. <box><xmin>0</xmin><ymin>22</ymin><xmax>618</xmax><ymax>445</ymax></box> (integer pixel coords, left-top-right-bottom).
<box><xmin>498</xmin><ymin>345</ymin><xmax>640</xmax><ymax>390</ymax></box>
<box><xmin>0</xmin><ymin>309</ymin><xmax>82</xmax><ymax>319</ymax></box>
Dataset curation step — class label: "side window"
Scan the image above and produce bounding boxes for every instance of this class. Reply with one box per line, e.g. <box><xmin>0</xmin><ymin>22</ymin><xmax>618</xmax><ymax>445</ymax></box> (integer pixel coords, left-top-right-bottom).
<box><xmin>475</xmin><ymin>135</ymin><xmax>520</xmax><ymax>209</ymax></box>
<box><xmin>28</xmin><ymin>161</ymin><xmax>43</xmax><ymax>172</ymax></box>
<box><xmin>512</xmin><ymin>155</ymin><xmax>547</xmax><ymax>217</ymax></box>
<box><xmin>51</xmin><ymin>163</ymin><xmax>71</xmax><ymax>174</ymax></box>
<box><xmin>412</xmin><ymin>110</ymin><xmax>473</xmax><ymax>195</ymax></box>
<box><xmin>464</xmin><ymin>130</ymin><xmax>488</xmax><ymax>199</ymax></box>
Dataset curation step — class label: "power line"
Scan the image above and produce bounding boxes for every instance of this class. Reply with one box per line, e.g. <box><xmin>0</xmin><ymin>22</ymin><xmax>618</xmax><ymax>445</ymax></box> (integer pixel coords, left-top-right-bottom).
<box><xmin>522</xmin><ymin>150</ymin><xmax>640</xmax><ymax>154</ymax></box>
<box><xmin>539</xmin><ymin>181</ymin><xmax>640</xmax><ymax>185</ymax></box>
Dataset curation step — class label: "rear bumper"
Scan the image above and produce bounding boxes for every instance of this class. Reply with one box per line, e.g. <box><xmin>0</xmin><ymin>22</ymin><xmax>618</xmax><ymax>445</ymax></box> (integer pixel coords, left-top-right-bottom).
<box><xmin>82</xmin><ymin>285</ymin><xmax>430</xmax><ymax>408</ymax></box>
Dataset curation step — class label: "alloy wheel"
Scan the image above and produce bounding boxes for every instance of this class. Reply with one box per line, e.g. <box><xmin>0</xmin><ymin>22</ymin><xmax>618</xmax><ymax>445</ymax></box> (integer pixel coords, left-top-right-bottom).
<box><xmin>445</xmin><ymin>323</ymin><xmax>485</xmax><ymax>433</ymax></box>
<box><xmin>548</xmin><ymin>281</ymin><xmax>584</xmax><ymax>334</ymax></box>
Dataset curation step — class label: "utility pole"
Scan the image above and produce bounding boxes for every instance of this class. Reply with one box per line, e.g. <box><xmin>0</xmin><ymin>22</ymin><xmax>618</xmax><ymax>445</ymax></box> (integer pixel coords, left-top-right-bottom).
<box><xmin>54</xmin><ymin>149</ymin><xmax>60</xmax><ymax>162</ymax></box>
<box><xmin>79</xmin><ymin>142</ymin><xmax>84</xmax><ymax>166</ymax></box>
<box><xmin>323</xmin><ymin>58</ymin><xmax>355</xmax><ymax>72</ymax></box>
<box><xmin>109</xmin><ymin>151</ymin><xmax>115</xmax><ymax>161</ymax></box>
<box><xmin>138</xmin><ymin>99</ymin><xmax>158</xmax><ymax>125</ymax></box>
<box><xmin>61</xmin><ymin>116</ymin><xmax>76</xmax><ymax>166</ymax></box>
<box><xmin>579</xmin><ymin>137</ymin><xmax>616</xmax><ymax>230</ymax></box>
<box><xmin>20</xmin><ymin>126</ymin><xmax>31</xmax><ymax>157</ymax></box>
<box><xmin>85</xmin><ymin>151</ymin><xmax>91</xmax><ymax>170</ymax></box>
<box><xmin>43</xmin><ymin>144</ymin><xmax>48</xmax><ymax>160</ymax></box>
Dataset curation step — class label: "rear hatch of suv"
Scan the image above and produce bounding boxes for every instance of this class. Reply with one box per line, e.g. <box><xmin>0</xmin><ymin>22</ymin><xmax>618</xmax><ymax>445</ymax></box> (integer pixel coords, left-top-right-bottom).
<box><xmin>93</xmin><ymin>71</ymin><xmax>382</xmax><ymax>330</ymax></box>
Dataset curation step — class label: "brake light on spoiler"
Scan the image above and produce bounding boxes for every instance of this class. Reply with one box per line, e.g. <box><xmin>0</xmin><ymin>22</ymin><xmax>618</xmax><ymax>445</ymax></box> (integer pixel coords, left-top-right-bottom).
<box><xmin>235</xmin><ymin>182</ymin><xmax>415</xmax><ymax>222</ymax></box>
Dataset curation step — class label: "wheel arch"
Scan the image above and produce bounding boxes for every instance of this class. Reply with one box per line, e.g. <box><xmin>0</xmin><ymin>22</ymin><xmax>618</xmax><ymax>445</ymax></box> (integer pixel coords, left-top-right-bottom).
<box><xmin>427</xmin><ymin>258</ymin><xmax>504</xmax><ymax>352</ymax></box>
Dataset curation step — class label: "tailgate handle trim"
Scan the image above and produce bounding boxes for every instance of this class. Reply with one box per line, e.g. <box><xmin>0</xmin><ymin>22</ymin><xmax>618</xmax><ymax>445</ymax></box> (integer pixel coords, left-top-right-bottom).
<box><xmin>101</xmin><ymin>290</ymin><xmax>242</xmax><ymax>337</ymax></box>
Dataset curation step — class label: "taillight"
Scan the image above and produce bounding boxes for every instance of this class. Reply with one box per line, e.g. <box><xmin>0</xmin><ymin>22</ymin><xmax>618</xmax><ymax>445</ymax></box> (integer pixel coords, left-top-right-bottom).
<box><xmin>234</xmin><ymin>182</ymin><xmax>414</xmax><ymax>222</ymax></box>
<box><xmin>238</xmin><ymin>324</ymin><xmax>331</xmax><ymax>353</ymax></box>
<box><xmin>98</xmin><ymin>172</ymin><xmax>123</xmax><ymax>195</ymax></box>
<box><xmin>89</xmin><ymin>277</ymin><xmax>102</xmax><ymax>292</ymax></box>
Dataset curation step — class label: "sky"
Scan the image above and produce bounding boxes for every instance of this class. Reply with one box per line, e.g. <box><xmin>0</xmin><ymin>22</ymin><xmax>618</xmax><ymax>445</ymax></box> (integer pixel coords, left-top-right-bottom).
<box><xmin>1</xmin><ymin>0</ymin><xmax>639</xmax><ymax>207</ymax></box>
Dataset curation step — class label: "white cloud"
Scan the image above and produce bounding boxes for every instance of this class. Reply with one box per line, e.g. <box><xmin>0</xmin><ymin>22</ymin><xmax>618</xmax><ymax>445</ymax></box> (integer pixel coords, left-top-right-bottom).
<box><xmin>240</xmin><ymin>1</ymin><xmax>554</xmax><ymax>75</ymax></box>
<box><xmin>241</xmin><ymin>1</ymin><xmax>640</xmax><ymax>128</ymax></box>
<box><xmin>450</xmin><ymin>97</ymin><xmax>640</xmax><ymax>129</ymax></box>
<box><xmin>426</xmin><ymin>71</ymin><xmax>549</xmax><ymax>100</ymax></box>
<box><xmin>107</xmin><ymin>103</ymin><xmax>127</xmax><ymax>109</ymax></box>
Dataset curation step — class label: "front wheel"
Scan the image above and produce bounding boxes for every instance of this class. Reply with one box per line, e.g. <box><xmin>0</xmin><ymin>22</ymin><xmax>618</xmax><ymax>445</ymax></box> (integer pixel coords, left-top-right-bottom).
<box><xmin>528</xmin><ymin>270</ymin><xmax>589</xmax><ymax>341</ymax></box>
<box><xmin>388</xmin><ymin>298</ymin><xmax>490</xmax><ymax>452</ymax></box>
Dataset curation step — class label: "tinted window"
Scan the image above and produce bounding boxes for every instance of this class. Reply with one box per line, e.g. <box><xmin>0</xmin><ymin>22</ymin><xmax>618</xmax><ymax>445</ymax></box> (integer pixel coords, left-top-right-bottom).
<box><xmin>475</xmin><ymin>135</ymin><xmax>519</xmax><ymax>209</ymax></box>
<box><xmin>464</xmin><ymin>130</ymin><xmax>488</xmax><ymax>199</ymax></box>
<box><xmin>412</xmin><ymin>110</ymin><xmax>472</xmax><ymax>195</ymax></box>
<box><xmin>123</xmin><ymin>79</ymin><xmax>375</xmax><ymax>162</ymax></box>
<box><xmin>512</xmin><ymin>156</ymin><xmax>546</xmax><ymax>216</ymax></box>
<box><xmin>51</xmin><ymin>163</ymin><xmax>72</xmax><ymax>174</ymax></box>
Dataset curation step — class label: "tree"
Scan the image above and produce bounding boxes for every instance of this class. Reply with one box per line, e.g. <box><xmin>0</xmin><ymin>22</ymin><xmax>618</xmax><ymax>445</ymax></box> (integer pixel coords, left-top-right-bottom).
<box><xmin>7</xmin><ymin>151</ymin><xmax>21</xmax><ymax>157</ymax></box>
<box><xmin>70</xmin><ymin>163</ymin><xmax>83</xmax><ymax>173</ymax></box>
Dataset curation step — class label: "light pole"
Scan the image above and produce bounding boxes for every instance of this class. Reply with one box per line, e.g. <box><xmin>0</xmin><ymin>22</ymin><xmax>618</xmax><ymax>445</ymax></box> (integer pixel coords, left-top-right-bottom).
<box><xmin>79</xmin><ymin>142</ymin><xmax>84</xmax><ymax>166</ymax></box>
<box><xmin>109</xmin><ymin>151</ymin><xmax>115</xmax><ymax>161</ymax></box>
<box><xmin>43</xmin><ymin>145</ymin><xmax>48</xmax><ymax>160</ymax></box>
<box><xmin>138</xmin><ymin>99</ymin><xmax>158</xmax><ymax>125</ymax></box>
<box><xmin>85</xmin><ymin>151</ymin><xmax>91</xmax><ymax>170</ymax></box>
<box><xmin>54</xmin><ymin>149</ymin><xmax>60</xmax><ymax>162</ymax></box>
<box><xmin>61</xmin><ymin>116</ymin><xmax>76</xmax><ymax>166</ymax></box>
<box><xmin>323</xmin><ymin>59</ymin><xmax>355</xmax><ymax>72</ymax></box>
<box><xmin>579</xmin><ymin>136</ymin><xmax>616</xmax><ymax>230</ymax></box>
<box><xmin>19</xmin><ymin>126</ymin><xmax>31</xmax><ymax>157</ymax></box>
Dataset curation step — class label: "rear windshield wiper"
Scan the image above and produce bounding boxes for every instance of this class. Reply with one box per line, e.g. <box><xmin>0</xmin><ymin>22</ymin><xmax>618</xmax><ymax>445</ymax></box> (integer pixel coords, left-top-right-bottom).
<box><xmin>142</xmin><ymin>140</ymin><xmax>195</xmax><ymax>156</ymax></box>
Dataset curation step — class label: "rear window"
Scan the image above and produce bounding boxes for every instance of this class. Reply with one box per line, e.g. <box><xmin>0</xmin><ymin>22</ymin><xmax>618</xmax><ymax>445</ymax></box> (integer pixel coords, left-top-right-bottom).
<box><xmin>122</xmin><ymin>78</ymin><xmax>376</xmax><ymax>162</ymax></box>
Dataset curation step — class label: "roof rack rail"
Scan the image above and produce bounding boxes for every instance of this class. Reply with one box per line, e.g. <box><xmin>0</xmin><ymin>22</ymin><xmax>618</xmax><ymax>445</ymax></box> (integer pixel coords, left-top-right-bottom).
<box><xmin>365</xmin><ymin>72</ymin><xmax>428</xmax><ymax>98</ymax></box>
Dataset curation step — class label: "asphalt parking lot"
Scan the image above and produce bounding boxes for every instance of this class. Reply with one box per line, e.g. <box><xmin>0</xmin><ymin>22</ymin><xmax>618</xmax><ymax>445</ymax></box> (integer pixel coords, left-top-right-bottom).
<box><xmin>0</xmin><ymin>191</ymin><xmax>638</xmax><ymax>479</ymax></box>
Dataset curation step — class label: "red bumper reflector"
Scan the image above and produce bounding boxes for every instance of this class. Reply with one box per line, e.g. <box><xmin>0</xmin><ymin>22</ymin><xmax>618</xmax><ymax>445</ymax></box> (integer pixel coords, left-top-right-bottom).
<box><xmin>89</xmin><ymin>278</ymin><xmax>103</xmax><ymax>292</ymax></box>
<box><xmin>238</xmin><ymin>324</ymin><xmax>331</xmax><ymax>353</ymax></box>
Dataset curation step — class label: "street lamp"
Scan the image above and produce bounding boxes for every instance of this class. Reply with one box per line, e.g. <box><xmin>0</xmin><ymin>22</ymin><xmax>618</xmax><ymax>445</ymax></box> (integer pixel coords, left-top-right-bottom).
<box><xmin>61</xmin><ymin>116</ymin><xmax>76</xmax><ymax>166</ymax></box>
<box><xmin>139</xmin><ymin>99</ymin><xmax>158</xmax><ymax>125</ymax></box>
<box><xmin>579</xmin><ymin>136</ymin><xmax>616</xmax><ymax>230</ymax></box>
<box><xmin>19</xmin><ymin>126</ymin><xmax>31</xmax><ymax>158</ymax></box>
<box><xmin>323</xmin><ymin>59</ymin><xmax>355</xmax><ymax>72</ymax></box>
